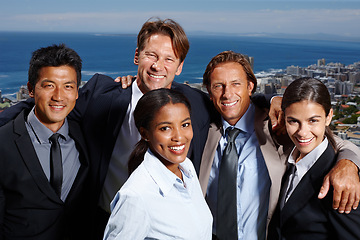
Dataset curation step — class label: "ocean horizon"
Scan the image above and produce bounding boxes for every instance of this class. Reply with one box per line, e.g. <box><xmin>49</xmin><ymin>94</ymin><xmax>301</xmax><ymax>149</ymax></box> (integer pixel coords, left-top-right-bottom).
<box><xmin>1</xmin><ymin>31</ymin><xmax>360</xmax><ymax>97</ymax></box>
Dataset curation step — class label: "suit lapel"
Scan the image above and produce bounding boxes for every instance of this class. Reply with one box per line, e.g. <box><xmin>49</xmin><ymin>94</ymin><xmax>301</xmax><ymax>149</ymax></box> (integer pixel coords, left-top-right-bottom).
<box><xmin>98</xmin><ymin>86</ymin><xmax>132</xmax><ymax>185</ymax></box>
<box><xmin>106</xmin><ymin>87</ymin><xmax>132</xmax><ymax>142</ymax></box>
<box><xmin>253</xmin><ymin>106</ymin><xmax>290</xmax><ymax>223</ymax></box>
<box><xmin>65</xmin><ymin>120</ymin><xmax>90</xmax><ymax>203</ymax></box>
<box><xmin>280</xmin><ymin>143</ymin><xmax>335</xmax><ymax>226</ymax></box>
<box><xmin>14</xmin><ymin>111</ymin><xmax>62</xmax><ymax>204</ymax></box>
<box><xmin>280</xmin><ymin>173</ymin><xmax>316</xmax><ymax>225</ymax></box>
<box><xmin>199</xmin><ymin>123</ymin><xmax>222</xmax><ymax>196</ymax></box>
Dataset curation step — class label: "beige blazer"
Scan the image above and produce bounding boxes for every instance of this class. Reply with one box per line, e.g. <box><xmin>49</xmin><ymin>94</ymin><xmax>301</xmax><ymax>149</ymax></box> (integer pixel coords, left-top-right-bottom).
<box><xmin>198</xmin><ymin>105</ymin><xmax>360</xmax><ymax>228</ymax></box>
<box><xmin>199</xmin><ymin>106</ymin><xmax>292</xmax><ymax>227</ymax></box>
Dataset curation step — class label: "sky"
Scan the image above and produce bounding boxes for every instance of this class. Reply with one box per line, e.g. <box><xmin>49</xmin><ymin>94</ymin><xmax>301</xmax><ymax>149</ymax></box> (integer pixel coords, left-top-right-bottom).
<box><xmin>1</xmin><ymin>0</ymin><xmax>360</xmax><ymax>38</ymax></box>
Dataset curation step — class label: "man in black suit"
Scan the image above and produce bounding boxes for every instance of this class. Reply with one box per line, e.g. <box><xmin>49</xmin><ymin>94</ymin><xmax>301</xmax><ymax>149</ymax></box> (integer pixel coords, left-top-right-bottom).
<box><xmin>70</xmin><ymin>18</ymin><xmax>214</xmax><ymax>237</ymax></box>
<box><xmin>0</xmin><ymin>44</ymin><xmax>91</xmax><ymax>240</ymax></box>
<box><xmin>0</xmin><ymin>18</ymin><xmax>213</xmax><ymax>238</ymax></box>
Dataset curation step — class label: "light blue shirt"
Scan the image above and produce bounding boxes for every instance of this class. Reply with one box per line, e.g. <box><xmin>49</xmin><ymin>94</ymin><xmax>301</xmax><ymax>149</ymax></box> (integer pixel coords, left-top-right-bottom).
<box><xmin>103</xmin><ymin>150</ymin><xmax>213</xmax><ymax>240</ymax></box>
<box><xmin>206</xmin><ymin>103</ymin><xmax>271</xmax><ymax>240</ymax></box>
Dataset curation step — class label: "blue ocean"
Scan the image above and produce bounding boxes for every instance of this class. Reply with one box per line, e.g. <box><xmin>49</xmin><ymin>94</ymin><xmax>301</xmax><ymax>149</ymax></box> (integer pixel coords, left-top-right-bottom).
<box><xmin>1</xmin><ymin>32</ymin><xmax>360</xmax><ymax>97</ymax></box>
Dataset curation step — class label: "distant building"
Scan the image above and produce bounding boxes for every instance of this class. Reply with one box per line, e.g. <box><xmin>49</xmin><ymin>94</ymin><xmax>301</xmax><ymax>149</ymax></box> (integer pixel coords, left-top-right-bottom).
<box><xmin>346</xmin><ymin>126</ymin><xmax>360</xmax><ymax>147</ymax></box>
<box><xmin>279</xmin><ymin>86</ymin><xmax>287</xmax><ymax>95</ymax></box>
<box><xmin>349</xmin><ymin>72</ymin><xmax>360</xmax><ymax>85</ymax></box>
<box><xmin>286</xmin><ymin>65</ymin><xmax>304</xmax><ymax>76</ymax></box>
<box><xmin>335</xmin><ymin>81</ymin><xmax>353</xmax><ymax>95</ymax></box>
<box><xmin>327</xmin><ymin>85</ymin><xmax>335</xmax><ymax>96</ymax></box>
<box><xmin>260</xmin><ymin>82</ymin><xmax>276</xmax><ymax>94</ymax></box>
<box><xmin>16</xmin><ymin>85</ymin><xmax>29</xmax><ymax>101</ymax></box>
<box><xmin>317</xmin><ymin>58</ymin><xmax>326</xmax><ymax>66</ymax></box>
<box><xmin>312</xmin><ymin>70</ymin><xmax>326</xmax><ymax>78</ymax></box>
<box><xmin>281</xmin><ymin>78</ymin><xmax>288</xmax><ymax>88</ymax></box>
<box><xmin>243</xmin><ymin>55</ymin><xmax>254</xmax><ymax>70</ymax></box>
<box><xmin>248</xmin><ymin>56</ymin><xmax>254</xmax><ymax>70</ymax></box>
<box><xmin>306</xmin><ymin>69</ymin><xmax>315</xmax><ymax>78</ymax></box>
<box><xmin>330</xmin><ymin>73</ymin><xmax>348</xmax><ymax>81</ymax></box>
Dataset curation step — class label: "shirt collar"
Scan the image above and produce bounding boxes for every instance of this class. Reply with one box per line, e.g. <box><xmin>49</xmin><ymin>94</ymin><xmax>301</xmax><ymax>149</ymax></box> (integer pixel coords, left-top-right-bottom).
<box><xmin>288</xmin><ymin>137</ymin><xmax>329</xmax><ymax>175</ymax></box>
<box><xmin>221</xmin><ymin>103</ymin><xmax>255</xmax><ymax>136</ymax></box>
<box><xmin>143</xmin><ymin>149</ymin><xmax>194</xmax><ymax>197</ymax></box>
<box><xmin>26</xmin><ymin>107</ymin><xmax>70</xmax><ymax>144</ymax></box>
<box><xmin>132</xmin><ymin>78</ymin><xmax>144</xmax><ymax>101</ymax></box>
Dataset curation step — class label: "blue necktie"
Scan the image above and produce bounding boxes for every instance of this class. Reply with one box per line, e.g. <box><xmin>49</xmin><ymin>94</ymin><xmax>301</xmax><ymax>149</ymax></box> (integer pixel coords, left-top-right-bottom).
<box><xmin>217</xmin><ymin>127</ymin><xmax>241</xmax><ymax>239</ymax></box>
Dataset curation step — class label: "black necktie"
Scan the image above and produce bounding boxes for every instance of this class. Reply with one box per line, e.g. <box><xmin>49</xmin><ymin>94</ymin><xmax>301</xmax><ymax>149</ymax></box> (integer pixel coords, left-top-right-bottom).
<box><xmin>279</xmin><ymin>163</ymin><xmax>296</xmax><ymax>209</ymax></box>
<box><xmin>217</xmin><ymin>127</ymin><xmax>241</xmax><ymax>239</ymax></box>
<box><xmin>49</xmin><ymin>133</ymin><xmax>63</xmax><ymax>198</ymax></box>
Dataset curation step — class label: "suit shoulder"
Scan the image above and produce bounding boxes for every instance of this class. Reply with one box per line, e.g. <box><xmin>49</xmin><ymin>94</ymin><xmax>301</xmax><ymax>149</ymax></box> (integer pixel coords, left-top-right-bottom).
<box><xmin>0</xmin><ymin>119</ymin><xmax>19</xmax><ymax>154</ymax></box>
<box><xmin>173</xmin><ymin>82</ymin><xmax>207</xmax><ymax>95</ymax></box>
<box><xmin>68</xmin><ymin>119</ymin><xmax>87</xmax><ymax>145</ymax></box>
<box><xmin>0</xmin><ymin>110</ymin><xmax>26</xmax><ymax>136</ymax></box>
<box><xmin>79</xmin><ymin>73</ymin><xmax>124</xmax><ymax>96</ymax></box>
<box><xmin>0</xmin><ymin>119</ymin><xmax>14</xmax><ymax>136</ymax></box>
<box><xmin>88</xmin><ymin>73</ymin><xmax>115</xmax><ymax>82</ymax></box>
<box><xmin>172</xmin><ymin>82</ymin><xmax>210</xmax><ymax>104</ymax></box>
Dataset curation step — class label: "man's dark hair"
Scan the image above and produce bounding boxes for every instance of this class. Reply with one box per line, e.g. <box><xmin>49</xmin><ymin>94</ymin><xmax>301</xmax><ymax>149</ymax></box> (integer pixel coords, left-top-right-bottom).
<box><xmin>28</xmin><ymin>44</ymin><xmax>82</xmax><ymax>88</ymax></box>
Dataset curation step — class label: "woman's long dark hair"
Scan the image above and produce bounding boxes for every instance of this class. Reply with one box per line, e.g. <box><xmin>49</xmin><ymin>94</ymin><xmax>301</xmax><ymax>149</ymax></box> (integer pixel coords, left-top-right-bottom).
<box><xmin>128</xmin><ymin>88</ymin><xmax>191</xmax><ymax>174</ymax></box>
<box><xmin>281</xmin><ymin>77</ymin><xmax>336</xmax><ymax>150</ymax></box>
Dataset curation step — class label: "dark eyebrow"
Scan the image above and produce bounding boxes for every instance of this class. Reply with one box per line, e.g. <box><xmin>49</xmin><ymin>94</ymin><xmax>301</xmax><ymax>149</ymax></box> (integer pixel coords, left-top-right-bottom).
<box><xmin>286</xmin><ymin>115</ymin><xmax>322</xmax><ymax>120</ymax></box>
<box><xmin>182</xmin><ymin>117</ymin><xmax>191</xmax><ymax>123</ymax></box>
<box><xmin>155</xmin><ymin>121</ymin><xmax>171</xmax><ymax>127</ymax></box>
<box><xmin>40</xmin><ymin>79</ymin><xmax>77</xmax><ymax>85</ymax></box>
<box><xmin>309</xmin><ymin>115</ymin><xmax>322</xmax><ymax>118</ymax></box>
<box><xmin>155</xmin><ymin>117</ymin><xmax>191</xmax><ymax>127</ymax></box>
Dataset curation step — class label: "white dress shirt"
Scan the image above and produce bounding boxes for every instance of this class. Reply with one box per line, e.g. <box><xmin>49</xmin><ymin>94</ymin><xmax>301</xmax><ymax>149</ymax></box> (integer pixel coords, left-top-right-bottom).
<box><xmin>285</xmin><ymin>137</ymin><xmax>329</xmax><ymax>202</ymax></box>
<box><xmin>103</xmin><ymin>150</ymin><xmax>213</xmax><ymax>240</ymax></box>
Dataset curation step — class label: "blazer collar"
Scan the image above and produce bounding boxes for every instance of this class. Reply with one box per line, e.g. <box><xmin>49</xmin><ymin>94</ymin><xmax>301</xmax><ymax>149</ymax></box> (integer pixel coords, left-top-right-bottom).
<box><xmin>199</xmin><ymin>123</ymin><xmax>222</xmax><ymax>195</ymax></box>
<box><xmin>98</xmin><ymin>85</ymin><xmax>132</xmax><ymax>183</ymax></box>
<box><xmin>280</xmin><ymin>143</ymin><xmax>335</xmax><ymax>225</ymax></box>
<box><xmin>14</xmin><ymin>110</ymin><xmax>63</xmax><ymax>204</ymax></box>
<box><xmin>65</xmin><ymin>119</ymin><xmax>90</xmax><ymax>203</ymax></box>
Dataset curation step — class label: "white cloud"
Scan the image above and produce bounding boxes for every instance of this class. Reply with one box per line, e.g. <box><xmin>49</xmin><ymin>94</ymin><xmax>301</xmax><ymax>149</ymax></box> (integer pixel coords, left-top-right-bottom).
<box><xmin>1</xmin><ymin>9</ymin><xmax>360</xmax><ymax>36</ymax></box>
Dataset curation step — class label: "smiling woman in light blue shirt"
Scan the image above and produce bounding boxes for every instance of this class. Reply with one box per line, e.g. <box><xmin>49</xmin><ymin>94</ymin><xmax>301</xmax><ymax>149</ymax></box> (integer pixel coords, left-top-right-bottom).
<box><xmin>103</xmin><ymin>89</ymin><xmax>212</xmax><ymax>240</ymax></box>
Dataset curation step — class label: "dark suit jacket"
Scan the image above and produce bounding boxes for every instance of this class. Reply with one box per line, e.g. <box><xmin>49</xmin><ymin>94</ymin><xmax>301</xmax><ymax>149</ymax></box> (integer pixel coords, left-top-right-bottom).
<box><xmin>0</xmin><ymin>109</ymin><xmax>91</xmax><ymax>240</ymax></box>
<box><xmin>0</xmin><ymin>74</ymin><xmax>214</xmax><ymax>238</ymax></box>
<box><xmin>268</xmin><ymin>143</ymin><xmax>360</xmax><ymax>240</ymax></box>
<box><xmin>0</xmin><ymin>74</ymin><xmax>213</xmax><ymax>200</ymax></box>
<box><xmin>70</xmin><ymin>74</ymin><xmax>213</xmax><ymax>201</ymax></box>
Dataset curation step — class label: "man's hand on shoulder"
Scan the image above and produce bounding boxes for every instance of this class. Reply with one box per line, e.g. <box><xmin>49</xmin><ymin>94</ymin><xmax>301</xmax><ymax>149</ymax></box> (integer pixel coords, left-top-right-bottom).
<box><xmin>114</xmin><ymin>75</ymin><xmax>134</xmax><ymax>89</ymax></box>
<box><xmin>268</xmin><ymin>96</ymin><xmax>286</xmax><ymax>135</ymax></box>
<box><xmin>318</xmin><ymin>159</ymin><xmax>360</xmax><ymax>214</ymax></box>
